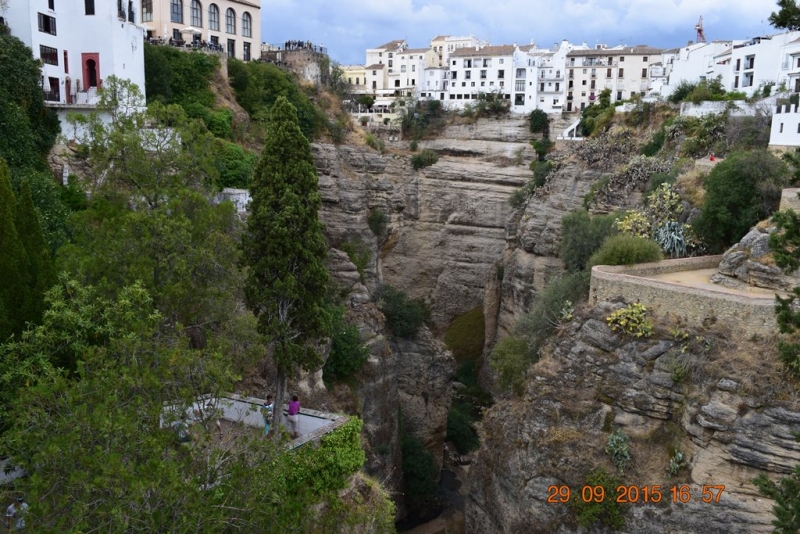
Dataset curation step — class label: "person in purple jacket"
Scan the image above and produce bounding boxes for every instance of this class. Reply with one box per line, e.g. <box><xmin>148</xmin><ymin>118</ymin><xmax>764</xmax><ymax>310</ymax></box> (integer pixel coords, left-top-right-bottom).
<box><xmin>287</xmin><ymin>395</ymin><xmax>300</xmax><ymax>438</ymax></box>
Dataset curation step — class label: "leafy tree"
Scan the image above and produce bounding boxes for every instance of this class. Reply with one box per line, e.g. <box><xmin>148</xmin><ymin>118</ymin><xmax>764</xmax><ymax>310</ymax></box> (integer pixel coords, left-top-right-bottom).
<box><xmin>768</xmin><ymin>209</ymin><xmax>800</xmax><ymax>376</ymax></box>
<box><xmin>770</xmin><ymin>0</ymin><xmax>800</xmax><ymax>30</ymax></box>
<box><xmin>529</xmin><ymin>109</ymin><xmax>548</xmax><ymax>133</ymax></box>
<box><xmin>401</xmin><ymin>434</ymin><xmax>438</xmax><ymax>510</ymax></box>
<box><xmin>532</xmin><ymin>138</ymin><xmax>553</xmax><ymax>162</ymax></box>
<box><xmin>60</xmin><ymin>79</ymin><xmax>243</xmax><ymax>336</ymax></box>
<box><xmin>668</xmin><ymin>80</ymin><xmax>698</xmax><ymax>103</ymax></box>
<box><xmin>694</xmin><ymin>150</ymin><xmax>790</xmax><ymax>252</ymax></box>
<box><xmin>579</xmin><ymin>89</ymin><xmax>614</xmax><ymax>136</ymax></box>
<box><xmin>0</xmin><ymin>159</ymin><xmax>30</xmax><ymax>340</ymax></box>
<box><xmin>322</xmin><ymin>306</ymin><xmax>370</xmax><ymax>385</ymax></box>
<box><xmin>143</xmin><ymin>43</ymin><xmax>218</xmax><ymax>107</ymax></box>
<box><xmin>227</xmin><ymin>59</ymin><xmax>323</xmax><ymax>139</ymax></box>
<box><xmin>0</xmin><ymin>33</ymin><xmax>60</xmax><ymax>173</ymax></box>
<box><xmin>0</xmin><ymin>281</ymin><xmax>387</xmax><ymax>531</ymax></box>
<box><xmin>14</xmin><ymin>180</ymin><xmax>56</xmax><ymax>328</ymax></box>
<box><xmin>241</xmin><ymin>96</ymin><xmax>331</xmax><ymax>431</ymax></box>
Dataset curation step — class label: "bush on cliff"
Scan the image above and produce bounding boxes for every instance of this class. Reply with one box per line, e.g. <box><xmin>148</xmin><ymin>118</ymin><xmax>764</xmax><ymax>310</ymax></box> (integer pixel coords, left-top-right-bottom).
<box><xmin>411</xmin><ymin>149</ymin><xmax>439</xmax><ymax>170</ymax></box>
<box><xmin>589</xmin><ymin>234</ymin><xmax>663</xmax><ymax>267</ymax></box>
<box><xmin>694</xmin><ymin>150</ymin><xmax>790</xmax><ymax>253</ymax></box>
<box><xmin>374</xmin><ymin>285</ymin><xmax>429</xmax><ymax>339</ymax></box>
<box><xmin>560</xmin><ymin>209</ymin><xmax>619</xmax><ymax>272</ymax></box>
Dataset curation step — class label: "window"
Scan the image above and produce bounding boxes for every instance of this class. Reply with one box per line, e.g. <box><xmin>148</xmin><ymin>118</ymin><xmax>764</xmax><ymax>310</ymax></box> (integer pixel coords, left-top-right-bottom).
<box><xmin>516</xmin><ymin>68</ymin><xmax>525</xmax><ymax>78</ymax></box>
<box><xmin>85</xmin><ymin>0</ymin><xmax>94</xmax><ymax>15</ymax></box>
<box><xmin>388</xmin><ymin>60</ymin><xmax>393</xmax><ymax>68</ymax></box>
<box><xmin>617</xmin><ymin>91</ymin><xmax>622</xmax><ymax>100</ymax></box>
<box><xmin>607</xmin><ymin>68</ymin><xmax>611</xmax><ymax>77</ymax></box>
<box><xmin>643</xmin><ymin>56</ymin><xmax>648</xmax><ymax>61</ymax></box>
<box><xmin>48</xmin><ymin>0</ymin><xmax>54</xmax><ymax>9</ymax></box>
<box><xmin>464</xmin><ymin>59</ymin><xmax>472</xmax><ymax>68</ymax></box>
<box><xmin>619</xmin><ymin>56</ymin><xmax>625</xmax><ymax>62</ymax></box>
<box><xmin>465</xmin><ymin>71</ymin><xmax>471</xmax><ymax>79</ymax></box>
<box><xmin>555</xmin><ymin>82</ymin><xmax>559</xmax><ymax>91</ymax></box>
<box><xmin>243</xmin><ymin>42</ymin><xmax>251</xmax><ymax>61</ymax></box>
<box><xmin>452</xmin><ymin>60</ymin><xmax>456</xmax><ymax>66</ymax></box>
<box><xmin>190</xmin><ymin>0</ymin><xmax>201</xmax><ymax>26</ymax></box>
<box><xmin>173</xmin><ymin>28</ymin><xmax>181</xmax><ymax>40</ymax></box>
<box><xmin>142</xmin><ymin>0</ymin><xmax>152</xmax><ymax>21</ymax></box>
<box><xmin>499</xmin><ymin>81</ymin><xmax>504</xmax><ymax>87</ymax></box>
<box><xmin>481</xmin><ymin>81</ymin><xmax>485</xmax><ymax>87</ymax></box>
<box><xmin>498</xmin><ymin>70</ymin><xmax>504</xmax><ymax>79</ymax></box>
<box><xmin>401</xmin><ymin>65</ymin><xmax>406</xmax><ymax>73</ymax></box>
<box><xmin>515</xmin><ymin>94</ymin><xmax>524</xmax><ymax>105</ymax></box>
<box><xmin>499</xmin><ymin>58</ymin><xmax>504</xmax><ymax>64</ymax></box>
<box><xmin>451</xmin><ymin>72</ymin><xmax>457</xmax><ymax>79</ymax></box>
<box><xmin>209</xmin><ymin>4</ymin><xmax>219</xmax><ymax>30</ymax></box>
<box><xmin>618</xmin><ymin>68</ymin><xmax>624</xmax><ymax>78</ymax></box>
<box><xmin>227</xmin><ymin>38</ymin><xmax>235</xmax><ymax>58</ymax></box>
<box><xmin>461</xmin><ymin>82</ymin><xmax>465</xmax><ymax>87</ymax></box>
<box><xmin>411</xmin><ymin>65</ymin><xmax>415</xmax><ymax>72</ymax></box>
<box><xmin>394</xmin><ymin>80</ymin><xmax>400</xmax><ymax>87</ymax></box>
<box><xmin>471</xmin><ymin>81</ymin><xmax>475</xmax><ymax>87</ymax></box>
<box><xmin>170</xmin><ymin>0</ymin><xmax>182</xmax><ymax>23</ymax></box>
<box><xmin>582</xmin><ymin>80</ymin><xmax>586</xmax><ymax>86</ymax></box>
<box><xmin>226</xmin><ymin>8</ymin><xmax>235</xmax><ymax>34</ymax></box>
<box><xmin>797</xmin><ymin>123</ymin><xmax>800</xmax><ymax>133</ymax></box>
<box><xmin>40</xmin><ymin>45</ymin><xmax>58</xmax><ymax>65</ymax></box>
<box><xmin>480</xmin><ymin>70</ymin><xmax>487</xmax><ymax>79</ymax></box>
<box><xmin>242</xmin><ymin>12</ymin><xmax>251</xmax><ymax>37</ymax></box>
<box><xmin>37</xmin><ymin>13</ymin><xmax>56</xmax><ymax>35</ymax></box>
<box><xmin>540</xmin><ymin>83</ymin><xmax>544</xmax><ymax>91</ymax></box>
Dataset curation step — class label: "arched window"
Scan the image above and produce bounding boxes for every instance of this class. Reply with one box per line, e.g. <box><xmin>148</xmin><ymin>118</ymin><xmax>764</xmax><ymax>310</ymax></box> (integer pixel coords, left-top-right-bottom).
<box><xmin>208</xmin><ymin>4</ymin><xmax>219</xmax><ymax>30</ymax></box>
<box><xmin>169</xmin><ymin>0</ymin><xmax>182</xmax><ymax>23</ymax></box>
<box><xmin>225</xmin><ymin>8</ymin><xmax>235</xmax><ymax>34</ymax></box>
<box><xmin>241</xmin><ymin>12</ymin><xmax>251</xmax><ymax>38</ymax></box>
<box><xmin>190</xmin><ymin>0</ymin><xmax>202</xmax><ymax>27</ymax></box>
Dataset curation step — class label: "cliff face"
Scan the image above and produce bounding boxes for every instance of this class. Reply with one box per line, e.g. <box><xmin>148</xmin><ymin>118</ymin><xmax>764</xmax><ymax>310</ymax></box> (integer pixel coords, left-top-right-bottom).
<box><xmin>465</xmin><ymin>301</ymin><xmax>800</xmax><ymax>533</ymax></box>
<box><xmin>314</xmin><ymin>116</ymin><xmax>533</xmax><ymax>327</ymax></box>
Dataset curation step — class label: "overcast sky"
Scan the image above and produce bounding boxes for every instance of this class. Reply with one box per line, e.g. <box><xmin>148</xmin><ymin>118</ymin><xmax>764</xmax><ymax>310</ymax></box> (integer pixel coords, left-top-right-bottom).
<box><xmin>261</xmin><ymin>0</ymin><xmax>779</xmax><ymax>65</ymax></box>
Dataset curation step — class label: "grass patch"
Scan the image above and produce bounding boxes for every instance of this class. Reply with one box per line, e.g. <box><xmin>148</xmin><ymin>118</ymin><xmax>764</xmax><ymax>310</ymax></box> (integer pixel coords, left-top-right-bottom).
<box><xmin>443</xmin><ymin>306</ymin><xmax>485</xmax><ymax>364</ymax></box>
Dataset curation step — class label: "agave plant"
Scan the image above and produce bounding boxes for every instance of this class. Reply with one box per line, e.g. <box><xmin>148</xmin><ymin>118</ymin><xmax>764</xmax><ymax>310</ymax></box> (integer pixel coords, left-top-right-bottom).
<box><xmin>655</xmin><ymin>221</ymin><xmax>688</xmax><ymax>258</ymax></box>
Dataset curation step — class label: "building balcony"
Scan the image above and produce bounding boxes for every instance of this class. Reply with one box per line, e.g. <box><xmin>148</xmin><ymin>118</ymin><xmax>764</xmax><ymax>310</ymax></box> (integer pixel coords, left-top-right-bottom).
<box><xmin>43</xmin><ymin>89</ymin><xmax>61</xmax><ymax>102</ymax></box>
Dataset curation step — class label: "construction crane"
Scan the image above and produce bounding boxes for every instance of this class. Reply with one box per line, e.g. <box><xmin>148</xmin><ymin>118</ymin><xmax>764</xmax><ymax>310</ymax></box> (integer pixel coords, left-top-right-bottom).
<box><xmin>695</xmin><ymin>16</ymin><xmax>706</xmax><ymax>43</ymax></box>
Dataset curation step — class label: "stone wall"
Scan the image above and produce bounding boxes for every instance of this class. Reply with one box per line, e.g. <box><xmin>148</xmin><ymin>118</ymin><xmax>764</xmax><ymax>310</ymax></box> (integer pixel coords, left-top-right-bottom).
<box><xmin>590</xmin><ymin>256</ymin><xmax>778</xmax><ymax>337</ymax></box>
<box><xmin>780</xmin><ymin>187</ymin><xmax>800</xmax><ymax>212</ymax></box>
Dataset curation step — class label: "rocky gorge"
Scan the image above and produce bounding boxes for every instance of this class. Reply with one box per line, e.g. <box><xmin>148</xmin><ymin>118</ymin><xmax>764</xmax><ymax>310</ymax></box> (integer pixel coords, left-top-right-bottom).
<box><xmin>307</xmin><ymin>115</ymin><xmax>800</xmax><ymax>532</ymax></box>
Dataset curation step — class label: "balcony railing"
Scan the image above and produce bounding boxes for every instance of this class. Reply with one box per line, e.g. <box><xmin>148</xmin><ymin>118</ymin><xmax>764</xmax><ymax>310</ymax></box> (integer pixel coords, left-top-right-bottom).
<box><xmin>43</xmin><ymin>89</ymin><xmax>60</xmax><ymax>102</ymax></box>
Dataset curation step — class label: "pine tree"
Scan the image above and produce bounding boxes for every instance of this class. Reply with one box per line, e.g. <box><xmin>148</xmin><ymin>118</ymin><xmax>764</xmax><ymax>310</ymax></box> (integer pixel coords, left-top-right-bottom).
<box><xmin>770</xmin><ymin>0</ymin><xmax>800</xmax><ymax>31</ymax></box>
<box><xmin>15</xmin><ymin>180</ymin><xmax>56</xmax><ymax>326</ymax></box>
<box><xmin>241</xmin><ymin>96</ymin><xmax>330</xmax><ymax>430</ymax></box>
<box><xmin>0</xmin><ymin>159</ymin><xmax>31</xmax><ymax>339</ymax></box>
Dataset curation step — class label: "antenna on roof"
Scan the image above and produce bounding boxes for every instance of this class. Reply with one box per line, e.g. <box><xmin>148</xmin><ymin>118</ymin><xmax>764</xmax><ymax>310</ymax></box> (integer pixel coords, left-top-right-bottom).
<box><xmin>695</xmin><ymin>16</ymin><xmax>706</xmax><ymax>43</ymax></box>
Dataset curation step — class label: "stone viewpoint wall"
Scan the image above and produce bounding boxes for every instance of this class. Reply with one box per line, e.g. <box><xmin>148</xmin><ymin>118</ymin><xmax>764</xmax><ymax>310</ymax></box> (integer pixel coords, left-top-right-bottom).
<box><xmin>590</xmin><ymin>256</ymin><xmax>778</xmax><ymax>337</ymax></box>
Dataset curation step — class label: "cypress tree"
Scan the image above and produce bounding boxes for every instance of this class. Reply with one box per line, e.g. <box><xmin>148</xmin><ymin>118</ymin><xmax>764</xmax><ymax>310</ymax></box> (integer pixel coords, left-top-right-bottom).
<box><xmin>15</xmin><ymin>180</ymin><xmax>56</xmax><ymax>326</ymax></box>
<box><xmin>0</xmin><ymin>159</ymin><xmax>31</xmax><ymax>339</ymax></box>
<box><xmin>241</xmin><ymin>96</ymin><xmax>330</xmax><ymax>429</ymax></box>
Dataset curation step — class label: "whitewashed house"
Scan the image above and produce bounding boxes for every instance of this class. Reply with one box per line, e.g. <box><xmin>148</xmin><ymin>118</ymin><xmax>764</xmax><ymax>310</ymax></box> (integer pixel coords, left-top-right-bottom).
<box><xmin>446</xmin><ymin>44</ymin><xmax>515</xmax><ymax>110</ymax></box>
<box><xmin>4</xmin><ymin>0</ymin><xmax>146</xmax><ymax>136</ymax></box>
<box><xmin>728</xmin><ymin>32</ymin><xmax>800</xmax><ymax>95</ymax></box>
<box><xmin>658</xmin><ymin>41</ymin><xmax>734</xmax><ymax>98</ymax></box>
<box><xmin>770</xmin><ymin>103</ymin><xmax>800</xmax><ymax>149</ymax></box>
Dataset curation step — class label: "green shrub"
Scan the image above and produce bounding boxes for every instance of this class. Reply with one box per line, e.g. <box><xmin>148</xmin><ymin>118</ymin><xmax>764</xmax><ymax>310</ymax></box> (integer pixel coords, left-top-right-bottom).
<box><xmin>560</xmin><ymin>209</ymin><xmax>619</xmax><ymax>272</ymax></box>
<box><xmin>339</xmin><ymin>240</ymin><xmax>371</xmax><ymax>283</ymax></box>
<box><xmin>694</xmin><ymin>150</ymin><xmax>790</xmax><ymax>252</ymax></box>
<box><xmin>606</xmin><ymin>429</ymin><xmax>632</xmax><ymax>474</ymax></box>
<box><xmin>606</xmin><ymin>302</ymin><xmax>654</xmax><ymax>338</ymax></box>
<box><xmin>364</xmin><ymin>133</ymin><xmax>380</xmax><ymax>151</ymax></box>
<box><xmin>444</xmin><ymin>306</ymin><xmax>485</xmax><ymax>364</ymax></box>
<box><xmin>411</xmin><ymin>149</ymin><xmax>439</xmax><ymax>170</ymax></box>
<box><xmin>215</xmin><ymin>140</ymin><xmax>257</xmax><ymax>189</ymax></box>
<box><xmin>640</xmin><ymin>128</ymin><xmax>666</xmax><ymax>157</ymax></box>
<box><xmin>207</xmin><ymin>109</ymin><xmax>233</xmax><ymax>139</ymax></box>
<box><xmin>529</xmin><ymin>109</ymin><xmax>549</xmax><ymax>133</ymax></box>
<box><xmin>489</xmin><ymin>335</ymin><xmax>529</xmax><ymax>395</ymax></box>
<box><xmin>446</xmin><ymin>403</ymin><xmax>479</xmax><ymax>454</ymax></box>
<box><xmin>668</xmin><ymin>449</ymin><xmax>686</xmax><ymax>477</ymax></box>
<box><xmin>532</xmin><ymin>138</ymin><xmax>553</xmax><ymax>162</ymax></box>
<box><xmin>589</xmin><ymin>234</ymin><xmax>663</xmax><ymax>267</ymax></box>
<box><xmin>322</xmin><ymin>306</ymin><xmax>370</xmax><ymax>386</ymax></box>
<box><xmin>367</xmin><ymin>208</ymin><xmax>389</xmax><ymax>238</ymax></box>
<box><xmin>492</xmin><ymin>272</ymin><xmax>590</xmax><ymax>393</ymax></box>
<box><xmin>571</xmin><ymin>469</ymin><xmax>625</xmax><ymax>530</ymax></box>
<box><xmin>409</xmin><ymin>139</ymin><xmax>419</xmax><ymax>152</ymax></box>
<box><xmin>374</xmin><ymin>285</ymin><xmax>428</xmax><ymax>339</ymax></box>
<box><xmin>401</xmin><ymin>435</ymin><xmax>438</xmax><ymax>507</ymax></box>
<box><xmin>644</xmin><ymin>172</ymin><xmax>675</xmax><ymax>197</ymax></box>
<box><xmin>668</xmin><ymin>80</ymin><xmax>697</xmax><ymax>103</ymax></box>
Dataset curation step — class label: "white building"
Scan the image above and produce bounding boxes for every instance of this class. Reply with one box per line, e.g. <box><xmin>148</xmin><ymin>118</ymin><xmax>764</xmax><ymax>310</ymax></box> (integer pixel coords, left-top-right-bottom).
<box><xmin>428</xmin><ymin>34</ymin><xmax>489</xmax><ymax>68</ymax></box>
<box><xmin>4</xmin><ymin>0</ymin><xmax>146</xmax><ymax>134</ymax></box>
<box><xmin>770</xmin><ymin>103</ymin><xmax>800</xmax><ymax>148</ymax></box>
<box><xmin>145</xmin><ymin>0</ymin><xmax>260</xmax><ymax>60</ymax></box>
<box><xmin>728</xmin><ymin>33</ymin><xmax>800</xmax><ymax>95</ymax></box>
<box><xmin>446</xmin><ymin>44</ymin><xmax>516</xmax><ymax>109</ymax></box>
<box><xmin>657</xmin><ymin>41</ymin><xmax>733</xmax><ymax>97</ymax></box>
<box><xmin>511</xmin><ymin>40</ymin><xmax>588</xmax><ymax>114</ymax></box>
